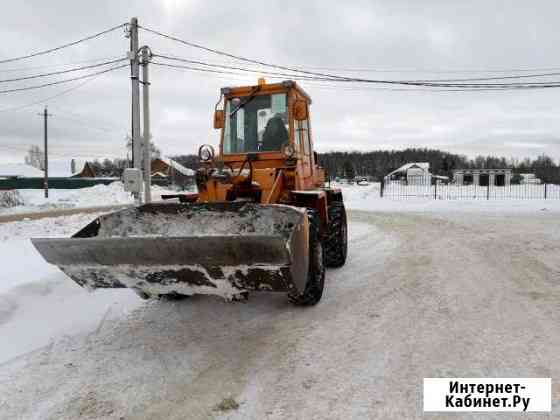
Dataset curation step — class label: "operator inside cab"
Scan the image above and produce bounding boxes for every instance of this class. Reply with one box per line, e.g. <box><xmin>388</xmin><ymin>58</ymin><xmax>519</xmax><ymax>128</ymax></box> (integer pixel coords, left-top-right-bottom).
<box><xmin>223</xmin><ymin>93</ymin><xmax>289</xmax><ymax>154</ymax></box>
<box><xmin>261</xmin><ymin>113</ymin><xmax>288</xmax><ymax>151</ymax></box>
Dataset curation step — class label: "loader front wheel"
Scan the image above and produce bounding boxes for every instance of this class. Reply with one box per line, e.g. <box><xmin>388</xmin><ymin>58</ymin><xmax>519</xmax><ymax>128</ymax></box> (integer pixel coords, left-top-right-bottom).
<box><xmin>324</xmin><ymin>202</ymin><xmax>348</xmax><ymax>268</ymax></box>
<box><xmin>288</xmin><ymin>211</ymin><xmax>325</xmax><ymax>306</ymax></box>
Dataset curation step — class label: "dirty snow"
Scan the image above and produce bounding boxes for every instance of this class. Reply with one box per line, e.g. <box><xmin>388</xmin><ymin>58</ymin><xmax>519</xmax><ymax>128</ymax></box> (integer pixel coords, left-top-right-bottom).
<box><xmin>95</xmin><ymin>203</ymin><xmax>304</xmax><ymax>238</ymax></box>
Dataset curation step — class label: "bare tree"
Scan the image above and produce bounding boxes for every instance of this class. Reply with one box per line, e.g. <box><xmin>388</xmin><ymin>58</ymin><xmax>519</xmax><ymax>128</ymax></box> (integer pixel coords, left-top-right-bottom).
<box><xmin>24</xmin><ymin>145</ymin><xmax>44</xmax><ymax>170</ymax></box>
<box><xmin>125</xmin><ymin>133</ymin><xmax>161</xmax><ymax>160</ymax></box>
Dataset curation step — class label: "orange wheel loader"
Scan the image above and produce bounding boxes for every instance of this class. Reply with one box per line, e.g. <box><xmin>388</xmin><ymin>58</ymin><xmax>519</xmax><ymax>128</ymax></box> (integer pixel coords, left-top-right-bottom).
<box><xmin>32</xmin><ymin>79</ymin><xmax>347</xmax><ymax>305</ymax></box>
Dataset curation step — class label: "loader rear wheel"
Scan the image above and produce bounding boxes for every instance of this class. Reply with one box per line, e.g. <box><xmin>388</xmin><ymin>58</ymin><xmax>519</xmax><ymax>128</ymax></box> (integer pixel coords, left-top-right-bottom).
<box><xmin>324</xmin><ymin>202</ymin><xmax>348</xmax><ymax>268</ymax></box>
<box><xmin>288</xmin><ymin>210</ymin><xmax>325</xmax><ymax>306</ymax></box>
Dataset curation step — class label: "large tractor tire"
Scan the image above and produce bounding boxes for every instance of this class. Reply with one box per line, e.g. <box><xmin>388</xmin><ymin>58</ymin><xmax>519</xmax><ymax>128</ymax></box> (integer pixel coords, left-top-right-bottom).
<box><xmin>288</xmin><ymin>210</ymin><xmax>325</xmax><ymax>306</ymax></box>
<box><xmin>324</xmin><ymin>202</ymin><xmax>348</xmax><ymax>268</ymax></box>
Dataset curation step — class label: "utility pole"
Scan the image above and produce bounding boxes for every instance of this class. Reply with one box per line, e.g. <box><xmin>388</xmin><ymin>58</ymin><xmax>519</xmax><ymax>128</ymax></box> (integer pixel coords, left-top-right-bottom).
<box><xmin>141</xmin><ymin>46</ymin><xmax>152</xmax><ymax>203</ymax></box>
<box><xmin>38</xmin><ymin>107</ymin><xmax>52</xmax><ymax>198</ymax></box>
<box><xmin>128</xmin><ymin>17</ymin><xmax>142</xmax><ymax>203</ymax></box>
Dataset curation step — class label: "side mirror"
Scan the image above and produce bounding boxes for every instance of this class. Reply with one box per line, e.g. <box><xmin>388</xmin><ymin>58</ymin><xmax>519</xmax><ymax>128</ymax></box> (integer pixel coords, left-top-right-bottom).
<box><xmin>293</xmin><ymin>100</ymin><xmax>308</xmax><ymax>121</ymax></box>
<box><xmin>213</xmin><ymin>110</ymin><xmax>224</xmax><ymax>129</ymax></box>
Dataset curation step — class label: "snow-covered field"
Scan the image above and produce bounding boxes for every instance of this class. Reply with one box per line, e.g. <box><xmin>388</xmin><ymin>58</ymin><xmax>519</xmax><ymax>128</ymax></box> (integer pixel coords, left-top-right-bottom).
<box><xmin>340</xmin><ymin>182</ymin><xmax>560</xmax><ymax>214</ymax></box>
<box><xmin>0</xmin><ymin>185</ymin><xmax>559</xmax><ymax>418</ymax></box>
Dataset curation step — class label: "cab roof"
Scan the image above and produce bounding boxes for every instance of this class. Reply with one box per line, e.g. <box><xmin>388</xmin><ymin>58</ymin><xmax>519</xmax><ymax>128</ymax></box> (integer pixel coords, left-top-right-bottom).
<box><xmin>220</xmin><ymin>80</ymin><xmax>312</xmax><ymax>104</ymax></box>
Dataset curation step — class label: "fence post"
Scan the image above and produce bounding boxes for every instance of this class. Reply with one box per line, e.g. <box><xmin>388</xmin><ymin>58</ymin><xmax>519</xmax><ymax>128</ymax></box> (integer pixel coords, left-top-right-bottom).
<box><xmin>380</xmin><ymin>179</ymin><xmax>384</xmax><ymax>198</ymax></box>
<box><xmin>487</xmin><ymin>183</ymin><xmax>490</xmax><ymax>200</ymax></box>
<box><xmin>434</xmin><ymin>180</ymin><xmax>437</xmax><ymax>200</ymax></box>
<box><xmin>544</xmin><ymin>183</ymin><xmax>547</xmax><ymax>200</ymax></box>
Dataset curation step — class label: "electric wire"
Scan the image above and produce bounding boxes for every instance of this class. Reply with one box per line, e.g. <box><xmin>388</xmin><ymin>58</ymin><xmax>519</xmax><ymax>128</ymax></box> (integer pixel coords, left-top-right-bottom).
<box><xmin>0</xmin><ymin>73</ymin><xmax>107</xmax><ymax>113</ymax></box>
<box><xmin>49</xmin><ymin>105</ymin><xmax>127</xmax><ymax>134</ymax></box>
<box><xmin>153</xmin><ymin>55</ymin><xmax>560</xmax><ymax>74</ymax></box>
<box><xmin>0</xmin><ymin>23</ymin><xmax>126</xmax><ymax>64</ymax></box>
<box><xmin>151</xmin><ymin>57</ymin><xmax>560</xmax><ymax>90</ymax></box>
<box><xmin>0</xmin><ymin>55</ymin><xmax>126</xmax><ymax>74</ymax></box>
<box><xmin>155</xmin><ymin>53</ymin><xmax>560</xmax><ymax>83</ymax></box>
<box><xmin>151</xmin><ymin>60</ymin><xmax>338</xmax><ymax>81</ymax></box>
<box><xmin>155</xmin><ymin>63</ymin><xmax>553</xmax><ymax>92</ymax></box>
<box><xmin>0</xmin><ymin>64</ymin><xmax>128</xmax><ymax>94</ymax></box>
<box><xmin>140</xmin><ymin>26</ymin><xmax>560</xmax><ymax>89</ymax></box>
<box><xmin>0</xmin><ymin>57</ymin><xmax>127</xmax><ymax>83</ymax></box>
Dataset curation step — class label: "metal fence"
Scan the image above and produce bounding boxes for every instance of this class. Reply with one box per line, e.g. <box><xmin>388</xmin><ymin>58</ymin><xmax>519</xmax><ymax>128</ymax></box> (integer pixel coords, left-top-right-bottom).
<box><xmin>381</xmin><ymin>178</ymin><xmax>560</xmax><ymax>200</ymax></box>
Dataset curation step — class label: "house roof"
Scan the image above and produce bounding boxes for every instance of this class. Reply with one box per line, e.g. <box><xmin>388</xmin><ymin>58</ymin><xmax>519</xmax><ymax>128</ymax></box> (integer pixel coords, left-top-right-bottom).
<box><xmin>0</xmin><ymin>163</ymin><xmax>44</xmax><ymax>178</ymax></box>
<box><xmin>385</xmin><ymin>162</ymin><xmax>430</xmax><ymax>178</ymax></box>
<box><xmin>161</xmin><ymin>158</ymin><xmax>195</xmax><ymax>176</ymax></box>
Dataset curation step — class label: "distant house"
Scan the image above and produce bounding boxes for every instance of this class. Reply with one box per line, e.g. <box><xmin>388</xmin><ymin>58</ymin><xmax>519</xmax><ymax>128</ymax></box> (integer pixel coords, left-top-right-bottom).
<box><xmin>385</xmin><ymin>162</ymin><xmax>432</xmax><ymax>185</ymax></box>
<box><xmin>151</xmin><ymin>158</ymin><xmax>195</xmax><ymax>187</ymax></box>
<box><xmin>0</xmin><ymin>163</ymin><xmax>44</xmax><ymax>179</ymax></box>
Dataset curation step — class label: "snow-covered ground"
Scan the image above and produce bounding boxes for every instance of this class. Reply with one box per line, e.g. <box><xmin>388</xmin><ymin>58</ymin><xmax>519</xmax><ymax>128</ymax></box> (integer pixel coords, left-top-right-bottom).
<box><xmin>4</xmin><ymin>181</ymin><xmax>560</xmax><ymax>216</ymax></box>
<box><xmin>0</xmin><ymin>185</ymin><xmax>559</xmax><ymax>418</ymax></box>
<box><xmin>0</xmin><ymin>212</ymin><xmax>143</xmax><ymax>364</ymax></box>
<box><xmin>339</xmin><ymin>182</ymin><xmax>560</xmax><ymax>214</ymax></box>
<box><xmin>0</xmin><ymin>182</ymin><xmax>185</xmax><ymax>215</ymax></box>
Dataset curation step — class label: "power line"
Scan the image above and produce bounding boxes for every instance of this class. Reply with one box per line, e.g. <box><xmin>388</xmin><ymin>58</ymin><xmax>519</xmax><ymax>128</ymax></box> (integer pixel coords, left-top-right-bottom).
<box><xmin>0</xmin><ymin>23</ymin><xmax>126</xmax><ymax>64</ymax></box>
<box><xmin>0</xmin><ymin>57</ymin><xmax>127</xmax><ymax>83</ymax></box>
<box><xmin>151</xmin><ymin>60</ymin><xmax>337</xmax><ymax>81</ymax></box>
<box><xmin>156</xmin><ymin>54</ymin><xmax>560</xmax><ymax>75</ymax></box>
<box><xmin>151</xmin><ymin>61</ymin><xmax>560</xmax><ymax>92</ymax></box>
<box><xmin>155</xmin><ymin>53</ymin><xmax>560</xmax><ymax>84</ymax></box>
<box><xmin>140</xmin><ymin>26</ymin><xmax>560</xmax><ymax>89</ymax></box>
<box><xmin>0</xmin><ymin>69</ymin><xmax>114</xmax><ymax>113</ymax></box>
<box><xmin>151</xmin><ymin>56</ymin><xmax>560</xmax><ymax>90</ymax></box>
<box><xmin>0</xmin><ymin>55</ymin><xmax>126</xmax><ymax>74</ymax></box>
<box><xmin>0</xmin><ymin>63</ymin><xmax>128</xmax><ymax>94</ymax></box>
<box><xmin>49</xmin><ymin>106</ymin><xmax>127</xmax><ymax>134</ymax></box>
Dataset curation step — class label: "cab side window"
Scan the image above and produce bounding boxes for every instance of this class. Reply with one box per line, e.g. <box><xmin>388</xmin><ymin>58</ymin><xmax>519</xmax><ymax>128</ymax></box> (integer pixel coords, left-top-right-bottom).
<box><xmin>301</xmin><ymin>119</ymin><xmax>310</xmax><ymax>155</ymax></box>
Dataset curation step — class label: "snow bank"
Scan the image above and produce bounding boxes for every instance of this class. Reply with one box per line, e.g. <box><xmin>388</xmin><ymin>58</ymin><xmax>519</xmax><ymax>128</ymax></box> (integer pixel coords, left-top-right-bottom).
<box><xmin>0</xmin><ymin>211</ymin><xmax>141</xmax><ymax>363</ymax></box>
<box><xmin>0</xmin><ymin>182</ymin><xmax>185</xmax><ymax>215</ymax></box>
<box><xmin>0</xmin><ymin>213</ymin><xmax>106</xmax><ymax>293</ymax></box>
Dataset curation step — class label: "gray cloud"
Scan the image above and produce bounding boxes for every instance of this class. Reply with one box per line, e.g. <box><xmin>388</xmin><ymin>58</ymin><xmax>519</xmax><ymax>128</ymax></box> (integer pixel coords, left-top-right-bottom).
<box><xmin>1</xmin><ymin>0</ymin><xmax>560</xmax><ymax>164</ymax></box>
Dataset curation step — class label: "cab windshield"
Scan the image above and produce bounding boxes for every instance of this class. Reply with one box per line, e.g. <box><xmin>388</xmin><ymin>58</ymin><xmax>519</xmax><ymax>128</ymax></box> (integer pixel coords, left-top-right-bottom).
<box><xmin>223</xmin><ymin>93</ymin><xmax>289</xmax><ymax>153</ymax></box>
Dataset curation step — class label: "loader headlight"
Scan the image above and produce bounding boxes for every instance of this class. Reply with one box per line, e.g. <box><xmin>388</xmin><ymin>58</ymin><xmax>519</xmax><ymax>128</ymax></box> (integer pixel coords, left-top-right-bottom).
<box><xmin>198</xmin><ymin>144</ymin><xmax>215</xmax><ymax>163</ymax></box>
<box><xmin>282</xmin><ymin>142</ymin><xmax>296</xmax><ymax>159</ymax></box>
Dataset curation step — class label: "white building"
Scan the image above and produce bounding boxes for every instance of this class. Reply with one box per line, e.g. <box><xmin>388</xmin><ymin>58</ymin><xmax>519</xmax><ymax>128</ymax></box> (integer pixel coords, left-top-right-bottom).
<box><xmin>385</xmin><ymin>163</ymin><xmax>432</xmax><ymax>185</ymax></box>
<box><xmin>453</xmin><ymin>169</ymin><xmax>512</xmax><ymax>186</ymax></box>
<box><xmin>519</xmin><ymin>173</ymin><xmax>541</xmax><ymax>184</ymax></box>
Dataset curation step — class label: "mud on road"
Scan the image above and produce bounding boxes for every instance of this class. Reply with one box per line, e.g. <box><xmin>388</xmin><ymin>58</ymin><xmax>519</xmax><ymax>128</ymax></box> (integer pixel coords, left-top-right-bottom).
<box><xmin>0</xmin><ymin>210</ymin><xmax>558</xmax><ymax>419</ymax></box>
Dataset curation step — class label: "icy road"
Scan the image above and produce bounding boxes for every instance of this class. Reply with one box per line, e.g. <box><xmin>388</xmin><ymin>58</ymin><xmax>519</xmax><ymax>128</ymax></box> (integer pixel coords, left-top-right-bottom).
<box><xmin>0</xmin><ymin>209</ymin><xmax>559</xmax><ymax>419</ymax></box>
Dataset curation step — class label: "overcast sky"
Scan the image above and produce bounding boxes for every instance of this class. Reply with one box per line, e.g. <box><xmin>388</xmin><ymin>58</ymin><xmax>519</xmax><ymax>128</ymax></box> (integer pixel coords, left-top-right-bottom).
<box><xmin>1</xmin><ymin>0</ymin><xmax>560</xmax><ymax>164</ymax></box>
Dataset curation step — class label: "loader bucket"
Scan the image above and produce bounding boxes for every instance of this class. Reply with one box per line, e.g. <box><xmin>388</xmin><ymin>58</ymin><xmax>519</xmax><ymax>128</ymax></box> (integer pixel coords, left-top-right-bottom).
<box><xmin>31</xmin><ymin>202</ymin><xmax>310</xmax><ymax>299</ymax></box>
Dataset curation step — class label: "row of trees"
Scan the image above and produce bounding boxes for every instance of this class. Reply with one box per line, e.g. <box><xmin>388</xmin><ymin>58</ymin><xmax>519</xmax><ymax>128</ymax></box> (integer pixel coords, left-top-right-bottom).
<box><xmin>317</xmin><ymin>149</ymin><xmax>560</xmax><ymax>183</ymax></box>
<box><xmin>24</xmin><ymin>144</ymin><xmax>560</xmax><ymax>183</ymax></box>
<box><xmin>172</xmin><ymin>149</ymin><xmax>560</xmax><ymax>183</ymax></box>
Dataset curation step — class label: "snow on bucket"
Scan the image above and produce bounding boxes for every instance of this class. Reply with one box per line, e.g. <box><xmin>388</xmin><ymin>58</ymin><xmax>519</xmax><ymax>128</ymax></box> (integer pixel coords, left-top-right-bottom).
<box><xmin>32</xmin><ymin>202</ymin><xmax>309</xmax><ymax>299</ymax></box>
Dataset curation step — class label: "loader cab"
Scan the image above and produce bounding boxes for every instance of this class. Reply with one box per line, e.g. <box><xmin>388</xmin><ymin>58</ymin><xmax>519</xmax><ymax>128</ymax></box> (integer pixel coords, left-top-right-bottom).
<box><xmin>215</xmin><ymin>80</ymin><xmax>316</xmax><ymax>173</ymax></box>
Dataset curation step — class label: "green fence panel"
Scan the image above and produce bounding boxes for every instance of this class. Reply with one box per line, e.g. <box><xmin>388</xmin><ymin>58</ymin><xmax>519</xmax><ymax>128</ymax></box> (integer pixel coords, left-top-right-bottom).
<box><xmin>0</xmin><ymin>177</ymin><xmax>119</xmax><ymax>190</ymax></box>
